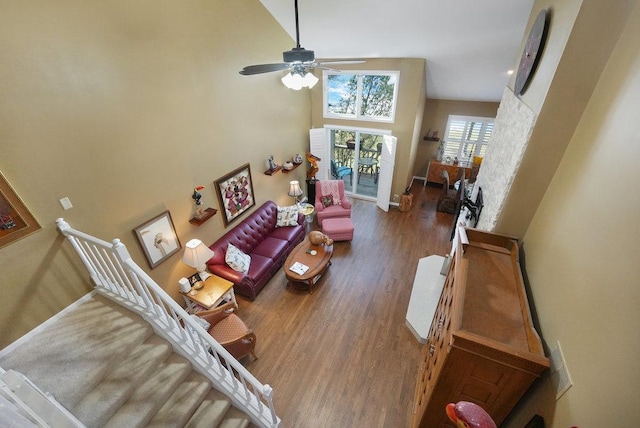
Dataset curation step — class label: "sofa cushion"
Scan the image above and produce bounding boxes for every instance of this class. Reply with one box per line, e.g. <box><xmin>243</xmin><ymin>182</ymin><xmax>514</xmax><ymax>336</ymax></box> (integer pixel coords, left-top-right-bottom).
<box><xmin>225</xmin><ymin>243</ymin><xmax>251</xmax><ymax>273</ymax></box>
<box><xmin>318</xmin><ymin>204</ymin><xmax>350</xmax><ymax>216</ymax></box>
<box><xmin>245</xmin><ymin>254</ymin><xmax>273</xmax><ymax>282</ymax></box>
<box><xmin>276</xmin><ymin>205</ymin><xmax>299</xmax><ymax>227</ymax></box>
<box><xmin>270</xmin><ymin>224</ymin><xmax>303</xmax><ymax>243</ymax></box>
<box><xmin>252</xmin><ymin>236</ymin><xmax>289</xmax><ymax>260</ymax></box>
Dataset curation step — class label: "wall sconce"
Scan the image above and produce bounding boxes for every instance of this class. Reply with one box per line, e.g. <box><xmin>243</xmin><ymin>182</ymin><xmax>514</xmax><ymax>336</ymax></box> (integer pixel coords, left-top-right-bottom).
<box><xmin>288</xmin><ymin>180</ymin><xmax>303</xmax><ymax>204</ymax></box>
<box><xmin>182</xmin><ymin>238</ymin><xmax>215</xmax><ymax>281</ymax></box>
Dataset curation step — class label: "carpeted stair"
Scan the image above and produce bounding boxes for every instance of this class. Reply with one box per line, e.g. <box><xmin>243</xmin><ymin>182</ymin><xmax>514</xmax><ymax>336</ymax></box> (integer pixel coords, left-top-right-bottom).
<box><xmin>0</xmin><ymin>294</ymin><xmax>252</xmax><ymax>428</ymax></box>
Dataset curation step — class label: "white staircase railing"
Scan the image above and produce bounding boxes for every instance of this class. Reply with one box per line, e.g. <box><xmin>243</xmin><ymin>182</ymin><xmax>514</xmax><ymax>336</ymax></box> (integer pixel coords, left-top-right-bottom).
<box><xmin>55</xmin><ymin>218</ymin><xmax>280</xmax><ymax>428</ymax></box>
<box><xmin>0</xmin><ymin>367</ymin><xmax>85</xmax><ymax>428</ymax></box>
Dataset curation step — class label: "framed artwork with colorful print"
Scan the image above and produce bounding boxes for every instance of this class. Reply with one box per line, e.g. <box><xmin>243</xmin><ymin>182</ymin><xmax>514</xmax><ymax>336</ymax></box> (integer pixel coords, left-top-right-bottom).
<box><xmin>214</xmin><ymin>163</ymin><xmax>255</xmax><ymax>227</ymax></box>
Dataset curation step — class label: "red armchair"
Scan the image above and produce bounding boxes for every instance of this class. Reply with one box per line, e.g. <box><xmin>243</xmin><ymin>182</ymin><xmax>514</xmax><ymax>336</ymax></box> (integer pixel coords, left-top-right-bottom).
<box><xmin>315</xmin><ymin>180</ymin><xmax>352</xmax><ymax>226</ymax></box>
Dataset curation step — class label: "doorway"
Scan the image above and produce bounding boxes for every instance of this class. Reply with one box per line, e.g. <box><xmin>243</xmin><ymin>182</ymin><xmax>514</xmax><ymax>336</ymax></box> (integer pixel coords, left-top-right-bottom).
<box><xmin>329</xmin><ymin>128</ymin><xmax>384</xmax><ymax>199</ymax></box>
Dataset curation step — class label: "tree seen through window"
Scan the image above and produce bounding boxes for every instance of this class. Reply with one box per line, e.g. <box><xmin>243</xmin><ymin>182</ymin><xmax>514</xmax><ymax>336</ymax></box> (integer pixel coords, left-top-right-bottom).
<box><xmin>324</xmin><ymin>72</ymin><xmax>398</xmax><ymax>122</ymax></box>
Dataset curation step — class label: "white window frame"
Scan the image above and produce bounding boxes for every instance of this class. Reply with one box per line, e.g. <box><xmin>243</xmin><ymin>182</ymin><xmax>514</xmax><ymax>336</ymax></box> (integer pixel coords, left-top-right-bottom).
<box><xmin>322</xmin><ymin>71</ymin><xmax>400</xmax><ymax>123</ymax></box>
<box><xmin>442</xmin><ymin>115</ymin><xmax>494</xmax><ymax>163</ymax></box>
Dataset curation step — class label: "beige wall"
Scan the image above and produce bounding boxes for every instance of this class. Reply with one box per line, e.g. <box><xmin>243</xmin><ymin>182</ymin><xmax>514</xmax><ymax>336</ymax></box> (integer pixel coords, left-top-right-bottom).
<box><xmin>310</xmin><ymin>58</ymin><xmax>427</xmax><ymax>197</ymax></box>
<box><xmin>415</xmin><ymin>99</ymin><xmax>498</xmax><ymax>177</ymax></box>
<box><xmin>0</xmin><ymin>0</ymin><xmax>311</xmax><ymax>348</ymax></box>
<box><xmin>501</xmin><ymin>0</ymin><xmax>640</xmax><ymax>426</ymax></box>
<box><xmin>497</xmin><ymin>0</ymin><xmax>635</xmax><ymax>237</ymax></box>
<box><xmin>513</xmin><ymin>2</ymin><xmax>640</xmax><ymax>425</ymax></box>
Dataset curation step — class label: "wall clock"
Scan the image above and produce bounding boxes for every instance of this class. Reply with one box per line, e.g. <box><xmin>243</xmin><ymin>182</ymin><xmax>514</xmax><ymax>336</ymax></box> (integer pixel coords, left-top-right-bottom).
<box><xmin>514</xmin><ymin>9</ymin><xmax>550</xmax><ymax>95</ymax></box>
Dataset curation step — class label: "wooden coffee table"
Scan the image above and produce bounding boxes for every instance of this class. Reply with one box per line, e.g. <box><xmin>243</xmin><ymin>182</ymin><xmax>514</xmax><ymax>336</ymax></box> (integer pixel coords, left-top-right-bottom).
<box><xmin>283</xmin><ymin>237</ymin><xmax>333</xmax><ymax>293</ymax></box>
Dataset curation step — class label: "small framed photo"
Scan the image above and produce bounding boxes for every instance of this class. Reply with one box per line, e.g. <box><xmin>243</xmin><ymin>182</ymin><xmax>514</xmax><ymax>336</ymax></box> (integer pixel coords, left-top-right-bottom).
<box><xmin>133</xmin><ymin>210</ymin><xmax>181</xmax><ymax>269</ymax></box>
<box><xmin>187</xmin><ymin>272</ymin><xmax>202</xmax><ymax>286</ymax></box>
<box><xmin>214</xmin><ymin>163</ymin><xmax>256</xmax><ymax>227</ymax></box>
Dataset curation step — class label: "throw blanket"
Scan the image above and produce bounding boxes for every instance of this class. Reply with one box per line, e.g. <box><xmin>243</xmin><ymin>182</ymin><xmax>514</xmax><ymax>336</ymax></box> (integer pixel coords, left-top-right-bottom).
<box><xmin>320</xmin><ymin>181</ymin><xmax>341</xmax><ymax>205</ymax></box>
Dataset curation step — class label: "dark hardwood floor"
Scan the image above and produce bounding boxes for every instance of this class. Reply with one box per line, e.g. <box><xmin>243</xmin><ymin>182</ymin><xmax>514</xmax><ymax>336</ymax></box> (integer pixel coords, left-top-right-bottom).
<box><xmin>238</xmin><ymin>183</ymin><xmax>454</xmax><ymax>428</ymax></box>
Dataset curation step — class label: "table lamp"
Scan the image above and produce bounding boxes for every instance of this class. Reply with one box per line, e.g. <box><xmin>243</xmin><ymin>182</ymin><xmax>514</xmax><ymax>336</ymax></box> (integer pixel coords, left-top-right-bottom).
<box><xmin>182</xmin><ymin>238</ymin><xmax>215</xmax><ymax>281</ymax></box>
<box><xmin>288</xmin><ymin>180</ymin><xmax>303</xmax><ymax>205</ymax></box>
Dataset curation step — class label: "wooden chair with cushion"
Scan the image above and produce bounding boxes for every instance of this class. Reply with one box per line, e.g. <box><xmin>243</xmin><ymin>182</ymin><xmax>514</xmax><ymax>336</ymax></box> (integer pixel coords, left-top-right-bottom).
<box><xmin>331</xmin><ymin>159</ymin><xmax>353</xmax><ymax>185</ymax></box>
<box><xmin>195</xmin><ymin>302</ymin><xmax>257</xmax><ymax>361</ymax></box>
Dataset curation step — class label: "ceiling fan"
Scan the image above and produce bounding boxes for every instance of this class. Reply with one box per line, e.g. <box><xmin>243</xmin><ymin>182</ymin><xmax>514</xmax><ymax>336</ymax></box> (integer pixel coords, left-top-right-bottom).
<box><xmin>239</xmin><ymin>0</ymin><xmax>363</xmax><ymax>89</ymax></box>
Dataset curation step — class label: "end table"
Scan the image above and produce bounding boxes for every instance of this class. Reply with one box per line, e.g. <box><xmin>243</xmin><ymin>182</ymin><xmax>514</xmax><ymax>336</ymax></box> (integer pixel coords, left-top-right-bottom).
<box><xmin>180</xmin><ymin>274</ymin><xmax>237</xmax><ymax>314</ymax></box>
<box><xmin>298</xmin><ymin>203</ymin><xmax>315</xmax><ymax>223</ymax></box>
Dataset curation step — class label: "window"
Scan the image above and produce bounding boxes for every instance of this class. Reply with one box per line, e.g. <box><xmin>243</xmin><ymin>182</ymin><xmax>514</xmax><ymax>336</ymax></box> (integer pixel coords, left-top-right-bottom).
<box><xmin>442</xmin><ymin>115</ymin><xmax>494</xmax><ymax>163</ymax></box>
<box><xmin>323</xmin><ymin>71</ymin><xmax>399</xmax><ymax>123</ymax></box>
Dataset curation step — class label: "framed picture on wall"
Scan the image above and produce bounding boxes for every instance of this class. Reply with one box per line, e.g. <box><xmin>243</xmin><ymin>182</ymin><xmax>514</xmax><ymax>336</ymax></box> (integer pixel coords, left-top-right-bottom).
<box><xmin>0</xmin><ymin>171</ymin><xmax>41</xmax><ymax>249</ymax></box>
<box><xmin>133</xmin><ymin>210</ymin><xmax>181</xmax><ymax>269</ymax></box>
<box><xmin>214</xmin><ymin>163</ymin><xmax>255</xmax><ymax>227</ymax></box>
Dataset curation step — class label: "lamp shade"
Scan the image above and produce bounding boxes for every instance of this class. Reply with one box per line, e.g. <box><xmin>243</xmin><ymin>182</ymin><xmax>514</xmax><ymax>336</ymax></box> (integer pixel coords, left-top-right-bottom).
<box><xmin>182</xmin><ymin>239</ymin><xmax>215</xmax><ymax>268</ymax></box>
<box><xmin>288</xmin><ymin>180</ymin><xmax>303</xmax><ymax>198</ymax></box>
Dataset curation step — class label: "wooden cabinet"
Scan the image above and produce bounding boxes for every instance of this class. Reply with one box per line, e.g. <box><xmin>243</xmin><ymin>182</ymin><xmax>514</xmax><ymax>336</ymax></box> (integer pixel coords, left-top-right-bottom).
<box><xmin>426</xmin><ymin>159</ymin><xmax>471</xmax><ymax>186</ymax></box>
<box><xmin>411</xmin><ymin>229</ymin><xmax>549</xmax><ymax>428</ymax></box>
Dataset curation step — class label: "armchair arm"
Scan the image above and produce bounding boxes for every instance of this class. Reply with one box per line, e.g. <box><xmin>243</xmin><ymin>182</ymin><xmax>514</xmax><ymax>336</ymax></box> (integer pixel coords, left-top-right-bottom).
<box><xmin>209</xmin><ymin>264</ymin><xmax>248</xmax><ymax>284</ymax></box>
<box><xmin>196</xmin><ymin>302</ymin><xmax>236</xmax><ymax>325</ymax></box>
<box><xmin>222</xmin><ymin>330</ymin><xmax>256</xmax><ymax>360</ymax></box>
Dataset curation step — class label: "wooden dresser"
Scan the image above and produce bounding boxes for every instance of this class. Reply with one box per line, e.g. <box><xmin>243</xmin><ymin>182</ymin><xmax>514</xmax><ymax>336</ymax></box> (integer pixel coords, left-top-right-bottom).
<box><xmin>411</xmin><ymin>229</ymin><xmax>549</xmax><ymax>427</ymax></box>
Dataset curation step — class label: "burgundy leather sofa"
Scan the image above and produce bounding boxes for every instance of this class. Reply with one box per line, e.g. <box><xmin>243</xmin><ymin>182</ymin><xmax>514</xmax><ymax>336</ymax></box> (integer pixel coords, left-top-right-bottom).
<box><xmin>207</xmin><ymin>201</ymin><xmax>305</xmax><ymax>300</ymax></box>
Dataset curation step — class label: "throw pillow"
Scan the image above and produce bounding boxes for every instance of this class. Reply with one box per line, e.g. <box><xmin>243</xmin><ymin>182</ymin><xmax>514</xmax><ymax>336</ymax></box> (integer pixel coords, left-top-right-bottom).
<box><xmin>276</xmin><ymin>205</ymin><xmax>299</xmax><ymax>227</ymax></box>
<box><xmin>320</xmin><ymin>181</ymin><xmax>342</xmax><ymax>205</ymax></box>
<box><xmin>225</xmin><ymin>243</ymin><xmax>251</xmax><ymax>273</ymax></box>
<box><xmin>321</xmin><ymin>194</ymin><xmax>334</xmax><ymax>208</ymax></box>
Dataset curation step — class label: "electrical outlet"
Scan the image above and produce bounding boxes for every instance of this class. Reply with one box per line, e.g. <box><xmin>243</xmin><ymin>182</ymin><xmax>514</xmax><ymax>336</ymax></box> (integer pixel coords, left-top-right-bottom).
<box><xmin>59</xmin><ymin>197</ymin><xmax>73</xmax><ymax>210</ymax></box>
<box><xmin>393</xmin><ymin>194</ymin><xmax>399</xmax><ymax>201</ymax></box>
<box><xmin>549</xmin><ymin>341</ymin><xmax>573</xmax><ymax>399</ymax></box>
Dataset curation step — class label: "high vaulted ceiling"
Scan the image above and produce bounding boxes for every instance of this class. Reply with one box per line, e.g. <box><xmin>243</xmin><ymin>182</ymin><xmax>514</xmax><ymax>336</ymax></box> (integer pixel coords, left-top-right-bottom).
<box><xmin>259</xmin><ymin>0</ymin><xmax>535</xmax><ymax>102</ymax></box>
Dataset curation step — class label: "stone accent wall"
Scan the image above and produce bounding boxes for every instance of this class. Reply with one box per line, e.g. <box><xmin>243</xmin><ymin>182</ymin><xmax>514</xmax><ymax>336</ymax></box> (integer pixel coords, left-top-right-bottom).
<box><xmin>474</xmin><ymin>87</ymin><xmax>537</xmax><ymax>231</ymax></box>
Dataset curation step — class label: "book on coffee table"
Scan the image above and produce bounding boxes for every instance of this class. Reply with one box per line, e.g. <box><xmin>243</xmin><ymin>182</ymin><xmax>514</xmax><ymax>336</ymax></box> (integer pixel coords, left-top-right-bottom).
<box><xmin>289</xmin><ymin>262</ymin><xmax>309</xmax><ymax>275</ymax></box>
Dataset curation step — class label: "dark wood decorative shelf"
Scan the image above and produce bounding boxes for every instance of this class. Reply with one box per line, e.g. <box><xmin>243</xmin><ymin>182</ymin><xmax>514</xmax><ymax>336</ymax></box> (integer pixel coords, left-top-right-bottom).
<box><xmin>189</xmin><ymin>207</ymin><xmax>217</xmax><ymax>226</ymax></box>
<box><xmin>423</xmin><ymin>136</ymin><xmax>440</xmax><ymax>141</ymax></box>
<box><xmin>264</xmin><ymin>166</ymin><xmax>282</xmax><ymax>175</ymax></box>
<box><xmin>282</xmin><ymin>163</ymin><xmax>302</xmax><ymax>173</ymax></box>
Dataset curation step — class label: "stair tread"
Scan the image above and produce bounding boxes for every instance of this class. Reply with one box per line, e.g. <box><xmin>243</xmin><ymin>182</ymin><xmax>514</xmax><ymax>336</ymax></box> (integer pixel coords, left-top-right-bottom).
<box><xmin>185</xmin><ymin>388</ymin><xmax>232</xmax><ymax>428</ymax></box>
<box><xmin>104</xmin><ymin>353</ymin><xmax>192</xmax><ymax>428</ymax></box>
<box><xmin>219</xmin><ymin>406</ymin><xmax>251</xmax><ymax>428</ymax></box>
<box><xmin>146</xmin><ymin>370</ymin><xmax>211</xmax><ymax>427</ymax></box>
<box><xmin>0</xmin><ymin>294</ymin><xmax>152</xmax><ymax>408</ymax></box>
<box><xmin>71</xmin><ymin>335</ymin><xmax>173</xmax><ymax>427</ymax></box>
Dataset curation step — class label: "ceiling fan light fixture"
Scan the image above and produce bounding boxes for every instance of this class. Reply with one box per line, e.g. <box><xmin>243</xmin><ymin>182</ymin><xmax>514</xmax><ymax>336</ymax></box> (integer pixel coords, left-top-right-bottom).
<box><xmin>281</xmin><ymin>70</ymin><xmax>318</xmax><ymax>90</ymax></box>
<box><xmin>302</xmin><ymin>72</ymin><xmax>319</xmax><ymax>88</ymax></box>
<box><xmin>281</xmin><ymin>72</ymin><xmax>303</xmax><ymax>90</ymax></box>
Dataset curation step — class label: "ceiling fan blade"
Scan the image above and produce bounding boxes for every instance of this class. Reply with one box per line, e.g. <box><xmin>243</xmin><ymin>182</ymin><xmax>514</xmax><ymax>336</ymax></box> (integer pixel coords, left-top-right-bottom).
<box><xmin>316</xmin><ymin>60</ymin><xmax>366</xmax><ymax>66</ymax></box>
<box><xmin>240</xmin><ymin>1</ymin><xmax>364</xmax><ymax>80</ymax></box>
<box><xmin>239</xmin><ymin>63</ymin><xmax>291</xmax><ymax>75</ymax></box>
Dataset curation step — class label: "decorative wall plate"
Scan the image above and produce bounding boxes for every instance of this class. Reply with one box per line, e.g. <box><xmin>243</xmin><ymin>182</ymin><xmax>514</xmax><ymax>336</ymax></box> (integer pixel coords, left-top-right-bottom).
<box><xmin>514</xmin><ymin>9</ymin><xmax>550</xmax><ymax>95</ymax></box>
